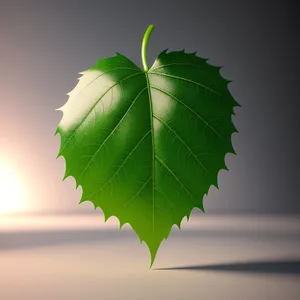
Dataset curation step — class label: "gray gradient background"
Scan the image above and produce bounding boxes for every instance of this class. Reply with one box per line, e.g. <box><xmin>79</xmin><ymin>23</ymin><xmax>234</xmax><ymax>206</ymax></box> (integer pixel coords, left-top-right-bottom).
<box><xmin>0</xmin><ymin>0</ymin><xmax>299</xmax><ymax>214</ymax></box>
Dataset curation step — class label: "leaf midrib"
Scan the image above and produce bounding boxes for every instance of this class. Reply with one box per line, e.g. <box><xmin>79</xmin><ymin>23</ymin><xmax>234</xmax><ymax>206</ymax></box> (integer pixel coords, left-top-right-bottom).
<box><xmin>145</xmin><ymin>71</ymin><xmax>156</xmax><ymax>237</ymax></box>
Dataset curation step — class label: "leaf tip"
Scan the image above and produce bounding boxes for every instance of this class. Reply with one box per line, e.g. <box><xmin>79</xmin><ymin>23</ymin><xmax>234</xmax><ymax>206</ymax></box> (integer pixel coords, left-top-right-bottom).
<box><xmin>149</xmin><ymin>250</ymin><xmax>157</xmax><ymax>269</ymax></box>
<box><xmin>145</xmin><ymin>240</ymin><xmax>161</xmax><ymax>269</ymax></box>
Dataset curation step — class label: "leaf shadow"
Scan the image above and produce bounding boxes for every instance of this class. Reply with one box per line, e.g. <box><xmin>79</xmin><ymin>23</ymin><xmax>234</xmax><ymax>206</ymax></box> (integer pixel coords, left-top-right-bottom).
<box><xmin>155</xmin><ymin>259</ymin><xmax>300</xmax><ymax>276</ymax></box>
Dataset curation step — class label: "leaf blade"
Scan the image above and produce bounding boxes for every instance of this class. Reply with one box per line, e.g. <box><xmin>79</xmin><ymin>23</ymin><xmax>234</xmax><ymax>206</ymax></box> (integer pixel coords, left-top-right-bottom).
<box><xmin>56</xmin><ymin>49</ymin><xmax>239</xmax><ymax>267</ymax></box>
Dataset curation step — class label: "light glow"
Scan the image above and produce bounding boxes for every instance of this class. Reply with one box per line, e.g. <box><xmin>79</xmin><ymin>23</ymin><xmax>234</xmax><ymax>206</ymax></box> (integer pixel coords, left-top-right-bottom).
<box><xmin>0</xmin><ymin>162</ymin><xmax>26</xmax><ymax>214</ymax></box>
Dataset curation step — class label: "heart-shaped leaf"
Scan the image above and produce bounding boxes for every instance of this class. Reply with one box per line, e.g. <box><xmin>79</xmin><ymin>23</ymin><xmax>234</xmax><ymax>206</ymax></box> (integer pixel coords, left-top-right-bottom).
<box><xmin>55</xmin><ymin>24</ymin><xmax>239</xmax><ymax>267</ymax></box>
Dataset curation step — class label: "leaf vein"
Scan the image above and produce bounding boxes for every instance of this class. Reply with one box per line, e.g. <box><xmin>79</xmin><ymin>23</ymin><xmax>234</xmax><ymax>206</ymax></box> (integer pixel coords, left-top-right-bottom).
<box><xmin>155</xmin><ymin>155</ymin><xmax>197</xmax><ymax>202</ymax></box>
<box><xmin>58</xmin><ymin>72</ymin><xmax>143</xmax><ymax>155</ymax></box>
<box><xmin>70</xmin><ymin>67</ymin><xmax>140</xmax><ymax>101</ymax></box>
<box><xmin>123</xmin><ymin>176</ymin><xmax>152</xmax><ymax>208</ymax></box>
<box><xmin>150</xmin><ymin>85</ymin><xmax>223</xmax><ymax>139</ymax></box>
<box><xmin>80</xmin><ymin>84</ymin><xmax>147</xmax><ymax>177</ymax></box>
<box><xmin>150</xmin><ymin>71</ymin><xmax>220</xmax><ymax>96</ymax></box>
<box><xmin>153</xmin><ymin>115</ymin><xmax>211</xmax><ymax>176</ymax></box>
<box><xmin>150</xmin><ymin>62</ymin><xmax>206</xmax><ymax>72</ymax></box>
<box><xmin>88</xmin><ymin>130</ymin><xmax>151</xmax><ymax>197</ymax></box>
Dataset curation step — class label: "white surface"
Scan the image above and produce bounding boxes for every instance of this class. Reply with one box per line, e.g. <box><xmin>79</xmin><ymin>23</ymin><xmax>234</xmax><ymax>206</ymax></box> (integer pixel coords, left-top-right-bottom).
<box><xmin>0</xmin><ymin>214</ymin><xmax>299</xmax><ymax>300</ymax></box>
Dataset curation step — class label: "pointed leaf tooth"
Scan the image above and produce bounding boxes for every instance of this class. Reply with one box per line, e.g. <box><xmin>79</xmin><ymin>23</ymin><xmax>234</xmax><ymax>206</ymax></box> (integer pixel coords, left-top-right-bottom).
<box><xmin>104</xmin><ymin>213</ymin><xmax>112</xmax><ymax>222</ymax></box>
<box><xmin>56</xmin><ymin>147</ymin><xmax>64</xmax><ymax>159</ymax></box>
<box><xmin>232</xmin><ymin>124</ymin><xmax>239</xmax><ymax>134</ymax></box>
<box><xmin>90</xmin><ymin>201</ymin><xmax>97</xmax><ymax>211</ymax></box>
<box><xmin>211</xmin><ymin>174</ymin><xmax>220</xmax><ymax>189</ymax></box>
<box><xmin>197</xmin><ymin>202</ymin><xmax>205</xmax><ymax>212</ymax></box>
<box><xmin>177</xmin><ymin>215</ymin><xmax>187</xmax><ymax>229</ymax></box>
<box><xmin>155</xmin><ymin>49</ymin><xmax>168</xmax><ymax>62</ymax></box>
<box><xmin>220</xmin><ymin>159</ymin><xmax>229</xmax><ymax>171</ymax></box>
<box><xmin>119</xmin><ymin>221</ymin><xmax>126</xmax><ymax>230</ymax></box>
<box><xmin>161</xmin><ymin>48</ymin><xmax>168</xmax><ymax>55</ymax></box>
<box><xmin>75</xmin><ymin>181</ymin><xmax>80</xmax><ymax>189</ymax></box>
<box><xmin>213</xmin><ymin>65</ymin><xmax>223</xmax><ymax>71</ymax></box>
<box><xmin>231</xmin><ymin>107</ymin><xmax>236</xmax><ymax>116</ymax></box>
<box><xmin>79</xmin><ymin>194</ymin><xmax>86</xmax><ymax>204</ymax></box>
<box><xmin>227</xmin><ymin>142</ymin><xmax>237</xmax><ymax>154</ymax></box>
<box><xmin>180</xmin><ymin>215</ymin><xmax>189</xmax><ymax>228</ymax></box>
<box><xmin>115</xmin><ymin>52</ymin><xmax>128</xmax><ymax>59</ymax></box>
<box><xmin>54</xmin><ymin>127</ymin><xmax>60</xmax><ymax>136</ymax></box>
<box><xmin>119</xmin><ymin>217</ymin><xmax>128</xmax><ymax>230</ymax></box>
<box><xmin>62</xmin><ymin>168</ymin><xmax>71</xmax><ymax>181</ymax></box>
<box><xmin>128</xmin><ymin>225</ymin><xmax>144</xmax><ymax>244</ymax></box>
<box><xmin>163</xmin><ymin>227</ymin><xmax>173</xmax><ymax>240</ymax></box>
<box><xmin>234</xmin><ymin>100</ymin><xmax>242</xmax><ymax>107</ymax></box>
<box><xmin>56</xmin><ymin>152</ymin><xmax>62</xmax><ymax>159</ymax></box>
<box><xmin>186</xmin><ymin>208</ymin><xmax>194</xmax><ymax>221</ymax></box>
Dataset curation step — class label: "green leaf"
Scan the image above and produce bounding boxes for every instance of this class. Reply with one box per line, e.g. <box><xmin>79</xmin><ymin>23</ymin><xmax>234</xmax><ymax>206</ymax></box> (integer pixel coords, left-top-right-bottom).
<box><xmin>55</xmin><ymin>24</ymin><xmax>239</xmax><ymax>267</ymax></box>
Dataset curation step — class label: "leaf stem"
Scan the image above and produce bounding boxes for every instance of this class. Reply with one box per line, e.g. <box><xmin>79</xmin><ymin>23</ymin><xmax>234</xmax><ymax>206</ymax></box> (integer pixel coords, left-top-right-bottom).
<box><xmin>141</xmin><ymin>24</ymin><xmax>155</xmax><ymax>72</ymax></box>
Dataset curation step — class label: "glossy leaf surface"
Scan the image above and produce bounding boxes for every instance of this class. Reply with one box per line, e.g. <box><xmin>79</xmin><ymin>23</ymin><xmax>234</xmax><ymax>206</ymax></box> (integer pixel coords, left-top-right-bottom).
<box><xmin>56</xmin><ymin>37</ymin><xmax>239</xmax><ymax>266</ymax></box>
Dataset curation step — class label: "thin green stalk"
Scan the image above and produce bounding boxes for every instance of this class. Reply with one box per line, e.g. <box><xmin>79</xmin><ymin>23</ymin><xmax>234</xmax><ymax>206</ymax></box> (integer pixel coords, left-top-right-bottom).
<box><xmin>141</xmin><ymin>24</ymin><xmax>155</xmax><ymax>72</ymax></box>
